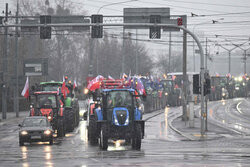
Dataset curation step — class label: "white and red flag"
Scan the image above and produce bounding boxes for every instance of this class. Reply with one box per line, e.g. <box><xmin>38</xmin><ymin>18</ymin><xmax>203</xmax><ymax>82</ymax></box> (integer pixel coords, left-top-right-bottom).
<box><xmin>108</xmin><ymin>75</ymin><xmax>115</xmax><ymax>81</ymax></box>
<box><xmin>87</xmin><ymin>75</ymin><xmax>104</xmax><ymax>91</ymax></box>
<box><xmin>61</xmin><ymin>76</ymin><xmax>69</xmax><ymax>99</ymax></box>
<box><xmin>73</xmin><ymin>79</ymin><xmax>77</xmax><ymax>89</ymax></box>
<box><xmin>21</xmin><ymin>77</ymin><xmax>29</xmax><ymax>99</ymax></box>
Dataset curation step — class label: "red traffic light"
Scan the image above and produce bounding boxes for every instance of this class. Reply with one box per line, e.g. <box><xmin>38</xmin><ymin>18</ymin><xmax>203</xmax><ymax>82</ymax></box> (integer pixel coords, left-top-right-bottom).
<box><xmin>177</xmin><ymin>18</ymin><xmax>183</xmax><ymax>26</ymax></box>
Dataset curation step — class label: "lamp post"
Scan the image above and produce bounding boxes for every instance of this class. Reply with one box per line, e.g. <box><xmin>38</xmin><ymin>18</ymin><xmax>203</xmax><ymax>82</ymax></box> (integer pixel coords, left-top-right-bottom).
<box><xmin>92</xmin><ymin>0</ymin><xmax>138</xmax><ymax>76</ymax></box>
<box><xmin>192</xmin><ymin>18</ymin><xmax>224</xmax><ymax>72</ymax></box>
<box><xmin>231</xmin><ymin>42</ymin><xmax>250</xmax><ymax>74</ymax></box>
<box><xmin>215</xmin><ymin>40</ymin><xmax>249</xmax><ymax>74</ymax></box>
<box><xmin>97</xmin><ymin>0</ymin><xmax>138</xmax><ymax>14</ymax></box>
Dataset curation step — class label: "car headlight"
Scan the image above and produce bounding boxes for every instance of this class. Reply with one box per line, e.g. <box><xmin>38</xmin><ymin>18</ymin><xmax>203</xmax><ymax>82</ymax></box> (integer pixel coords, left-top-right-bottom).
<box><xmin>21</xmin><ymin>131</ymin><xmax>28</xmax><ymax>135</ymax></box>
<box><xmin>44</xmin><ymin>130</ymin><xmax>52</xmax><ymax>135</ymax></box>
<box><xmin>235</xmin><ymin>87</ymin><xmax>239</xmax><ymax>90</ymax></box>
<box><xmin>179</xmin><ymin>96</ymin><xmax>182</xmax><ymax>99</ymax></box>
<box><xmin>165</xmin><ymin>93</ymin><xmax>168</xmax><ymax>96</ymax></box>
<box><xmin>222</xmin><ymin>93</ymin><xmax>226</xmax><ymax>96</ymax></box>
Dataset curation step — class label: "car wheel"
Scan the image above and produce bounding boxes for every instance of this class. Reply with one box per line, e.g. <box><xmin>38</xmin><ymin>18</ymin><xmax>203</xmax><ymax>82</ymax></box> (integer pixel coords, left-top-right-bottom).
<box><xmin>19</xmin><ymin>139</ymin><xmax>24</xmax><ymax>146</ymax></box>
<box><xmin>49</xmin><ymin>138</ymin><xmax>53</xmax><ymax>145</ymax></box>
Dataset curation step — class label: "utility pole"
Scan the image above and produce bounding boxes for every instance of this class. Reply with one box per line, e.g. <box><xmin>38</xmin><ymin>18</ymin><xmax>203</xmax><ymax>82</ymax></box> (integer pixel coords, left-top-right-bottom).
<box><xmin>88</xmin><ymin>38</ymin><xmax>94</xmax><ymax>77</ymax></box>
<box><xmin>205</xmin><ymin>37</ymin><xmax>208</xmax><ymax>131</ymax></box>
<box><xmin>168</xmin><ymin>32</ymin><xmax>171</xmax><ymax>72</ymax></box>
<box><xmin>2</xmin><ymin>3</ymin><xmax>9</xmax><ymax>120</ymax></box>
<box><xmin>216</xmin><ymin>41</ymin><xmax>248</xmax><ymax>74</ymax></box>
<box><xmin>135</xmin><ymin>29</ymin><xmax>138</xmax><ymax>75</ymax></box>
<box><xmin>122</xmin><ymin>28</ymin><xmax>125</xmax><ymax>74</ymax></box>
<box><xmin>14</xmin><ymin>0</ymin><xmax>19</xmax><ymax>117</ymax></box>
<box><xmin>182</xmin><ymin>30</ymin><xmax>187</xmax><ymax>121</ymax></box>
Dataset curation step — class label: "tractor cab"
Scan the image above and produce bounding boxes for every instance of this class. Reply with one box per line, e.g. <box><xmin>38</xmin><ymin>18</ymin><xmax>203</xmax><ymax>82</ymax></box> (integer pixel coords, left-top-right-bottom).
<box><xmin>30</xmin><ymin>91</ymin><xmax>60</xmax><ymax>122</ymax></box>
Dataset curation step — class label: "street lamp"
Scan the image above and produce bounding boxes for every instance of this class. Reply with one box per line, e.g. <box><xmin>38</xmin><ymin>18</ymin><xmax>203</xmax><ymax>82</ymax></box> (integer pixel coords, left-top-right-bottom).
<box><xmin>97</xmin><ymin>0</ymin><xmax>138</xmax><ymax>14</ymax></box>
<box><xmin>231</xmin><ymin>42</ymin><xmax>250</xmax><ymax>74</ymax></box>
<box><xmin>91</xmin><ymin>0</ymin><xmax>138</xmax><ymax>76</ymax></box>
<box><xmin>215</xmin><ymin>40</ymin><xmax>249</xmax><ymax>74</ymax></box>
<box><xmin>192</xmin><ymin>18</ymin><xmax>224</xmax><ymax>71</ymax></box>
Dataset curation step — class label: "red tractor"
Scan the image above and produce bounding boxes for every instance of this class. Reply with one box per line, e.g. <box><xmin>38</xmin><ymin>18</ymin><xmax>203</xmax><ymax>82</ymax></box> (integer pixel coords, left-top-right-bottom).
<box><xmin>29</xmin><ymin>91</ymin><xmax>65</xmax><ymax>137</ymax></box>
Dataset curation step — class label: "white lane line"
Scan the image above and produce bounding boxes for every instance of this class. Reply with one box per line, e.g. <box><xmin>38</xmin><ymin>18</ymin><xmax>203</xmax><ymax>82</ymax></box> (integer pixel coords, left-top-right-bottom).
<box><xmin>236</xmin><ymin>101</ymin><xmax>243</xmax><ymax>114</ymax></box>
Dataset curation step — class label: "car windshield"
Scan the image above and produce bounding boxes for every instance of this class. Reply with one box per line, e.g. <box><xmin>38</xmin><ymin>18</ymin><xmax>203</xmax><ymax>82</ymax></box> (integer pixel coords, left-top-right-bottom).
<box><xmin>37</xmin><ymin>95</ymin><xmax>57</xmax><ymax>108</ymax></box>
<box><xmin>22</xmin><ymin>118</ymin><xmax>48</xmax><ymax>127</ymax></box>
<box><xmin>107</xmin><ymin>91</ymin><xmax>132</xmax><ymax>108</ymax></box>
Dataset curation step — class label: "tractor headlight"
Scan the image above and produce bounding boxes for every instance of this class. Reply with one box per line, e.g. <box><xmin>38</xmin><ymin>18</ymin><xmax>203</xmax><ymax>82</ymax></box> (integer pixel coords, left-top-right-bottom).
<box><xmin>124</xmin><ymin>115</ymin><xmax>129</xmax><ymax>126</ymax></box>
<box><xmin>47</xmin><ymin>116</ymin><xmax>52</xmax><ymax>121</ymax></box>
<box><xmin>21</xmin><ymin>131</ymin><xmax>28</xmax><ymax>135</ymax></box>
<box><xmin>44</xmin><ymin>130</ymin><xmax>52</xmax><ymax>135</ymax></box>
<box><xmin>114</xmin><ymin>117</ymin><xmax>119</xmax><ymax>126</ymax></box>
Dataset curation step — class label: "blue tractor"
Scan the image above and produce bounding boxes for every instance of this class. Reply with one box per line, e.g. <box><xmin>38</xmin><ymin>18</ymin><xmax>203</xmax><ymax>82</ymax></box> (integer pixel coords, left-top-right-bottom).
<box><xmin>88</xmin><ymin>80</ymin><xmax>145</xmax><ymax>150</ymax></box>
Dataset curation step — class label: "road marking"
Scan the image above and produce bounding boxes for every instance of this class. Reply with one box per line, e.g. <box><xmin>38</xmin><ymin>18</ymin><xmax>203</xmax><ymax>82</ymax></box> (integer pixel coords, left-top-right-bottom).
<box><xmin>236</xmin><ymin>101</ymin><xmax>243</xmax><ymax>114</ymax></box>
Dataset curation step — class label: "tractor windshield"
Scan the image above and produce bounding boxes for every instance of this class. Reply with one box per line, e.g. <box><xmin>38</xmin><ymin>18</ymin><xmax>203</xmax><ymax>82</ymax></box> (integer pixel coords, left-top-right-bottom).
<box><xmin>37</xmin><ymin>95</ymin><xmax>57</xmax><ymax>108</ymax></box>
<box><xmin>107</xmin><ymin>91</ymin><xmax>132</xmax><ymax>108</ymax></box>
<box><xmin>41</xmin><ymin>84</ymin><xmax>61</xmax><ymax>91</ymax></box>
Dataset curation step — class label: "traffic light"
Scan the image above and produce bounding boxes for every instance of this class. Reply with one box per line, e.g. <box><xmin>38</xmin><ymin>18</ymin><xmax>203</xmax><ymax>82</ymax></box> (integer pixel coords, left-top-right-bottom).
<box><xmin>204</xmin><ymin>72</ymin><xmax>211</xmax><ymax>95</ymax></box>
<box><xmin>40</xmin><ymin>15</ymin><xmax>51</xmax><ymax>39</ymax></box>
<box><xmin>177</xmin><ymin>17</ymin><xmax>183</xmax><ymax>26</ymax></box>
<box><xmin>149</xmin><ymin>15</ymin><xmax>161</xmax><ymax>39</ymax></box>
<box><xmin>0</xmin><ymin>16</ymin><xmax>3</xmax><ymax>25</ymax></box>
<box><xmin>91</xmin><ymin>15</ymin><xmax>103</xmax><ymax>38</ymax></box>
<box><xmin>193</xmin><ymin>74</ymin><xmax>200</xmax><ymax>94</ymax></box>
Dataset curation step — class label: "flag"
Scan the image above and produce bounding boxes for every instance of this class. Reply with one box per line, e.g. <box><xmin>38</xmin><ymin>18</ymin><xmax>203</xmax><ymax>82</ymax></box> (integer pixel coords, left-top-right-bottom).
<box><xmin>87</xmin><ymin>75</ymin><xmax>104</xmax><ymax>91</ymax></box>
<box><xmin>108</xmin><ymin>75</ymin><xmax>115</xmax><ymax>81</ymax></box>
<box><xmin>136</xmin><ymin>77</ymin><xmax>146</xmax><ymax>96</ymax></box>
<box><xmin>61</xmin><ymin>76</ymin><xmax>68</xmax><ymax>99</ymax></box>
<box><xmin>21</xmin><ymin>77</ymin><xmax>29</xmax><ymax>99</ymax></box>
<box><xmin>73</xmin><ymin>79</ymin><xmax>77</xmax><ymax>89</ymax></box>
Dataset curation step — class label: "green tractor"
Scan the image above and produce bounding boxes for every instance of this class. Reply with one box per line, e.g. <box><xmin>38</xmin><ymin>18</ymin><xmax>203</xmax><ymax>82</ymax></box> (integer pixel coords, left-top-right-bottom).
<box><xmin>39</xmin><ymin>81</ymin><xmax>80</xmax><ymax>132</ymax></box>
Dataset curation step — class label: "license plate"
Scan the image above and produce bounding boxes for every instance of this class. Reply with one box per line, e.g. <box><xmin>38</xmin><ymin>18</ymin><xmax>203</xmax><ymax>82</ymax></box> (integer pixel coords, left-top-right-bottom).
<box><xmin>31</xmin><ymin>135</ymin><xmax>41</xmax><ymax>139</ymax></box>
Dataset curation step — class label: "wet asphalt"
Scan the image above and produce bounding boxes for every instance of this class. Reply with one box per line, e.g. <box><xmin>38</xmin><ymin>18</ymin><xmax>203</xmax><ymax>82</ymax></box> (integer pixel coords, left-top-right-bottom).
<box><xmin>1</xmin><ymin>99</ymin><xmax>250</xmax><ymax>166</ymax></box>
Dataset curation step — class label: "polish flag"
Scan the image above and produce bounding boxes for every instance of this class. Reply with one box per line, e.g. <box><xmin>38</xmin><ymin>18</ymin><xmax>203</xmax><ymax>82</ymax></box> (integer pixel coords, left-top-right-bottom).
<box><xmin>73</xmin><ymin>79</ymin><xmax>77</xmax><ymax>89</ymax></box>
<box><xmin>108</xmin><ymin>75</ymin><xmax>115</xmax><ymax>81</ymax></box>
<box><xmin>87</xmin><ymin>75</ymin><xmax>104</xmax><ymax>91</ymax></box>
<box><xmin>21</xmin><ymin>77</ymin><xmax>29</xmax><ymax>99</ymax></box>
<box><xmin>62</xmin><ymin>76</ymin><xmax>67</xmax><ymax>98</ymax></box>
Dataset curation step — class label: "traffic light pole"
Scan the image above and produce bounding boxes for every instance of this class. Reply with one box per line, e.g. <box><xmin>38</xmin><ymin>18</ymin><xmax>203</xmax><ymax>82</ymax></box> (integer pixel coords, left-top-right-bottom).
<box><xmin>2</xmin><ymin>3</ymin><xmax>9</xmax><ymax>120</ymax></box>
<box><xmin>14</xmin><ymin>1</ymin><xmax>19</xmax><ymax>118</ymax></box>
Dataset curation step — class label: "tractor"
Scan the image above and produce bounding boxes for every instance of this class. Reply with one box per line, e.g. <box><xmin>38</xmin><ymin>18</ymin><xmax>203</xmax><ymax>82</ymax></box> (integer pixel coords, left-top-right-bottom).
<box><xmin>29</xmin><ymin>91</ymin><xmax>65</xmax><ymax>137</ymax></box>
<box><xmin>87</xmin><ymin>79</ymin><xmax>145</xmax><ymax>150</ymax></box>
<box><xmin>39</xmin><ymin>81</ymin><xmax>80</xmax><ymax>132</ymax></box>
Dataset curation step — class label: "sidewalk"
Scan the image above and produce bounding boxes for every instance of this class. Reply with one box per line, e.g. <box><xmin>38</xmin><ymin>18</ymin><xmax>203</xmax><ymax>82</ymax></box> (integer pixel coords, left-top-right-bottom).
<box><xmin>170</xmin><ymin>108</ymin><xmax>233</xmax><ymax>141</ymax></box>
<box><xmin>0</xmin><ymin>111</ymin><xmax>29</xmax><ymax>126</ymax></box>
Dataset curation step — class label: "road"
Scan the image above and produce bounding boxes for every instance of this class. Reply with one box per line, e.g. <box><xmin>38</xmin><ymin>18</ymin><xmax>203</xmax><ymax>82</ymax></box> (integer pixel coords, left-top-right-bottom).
<box><xmin>1</xmin><ymin>99</ymin><xmax>250</xmax><ymax>166</ymax></box>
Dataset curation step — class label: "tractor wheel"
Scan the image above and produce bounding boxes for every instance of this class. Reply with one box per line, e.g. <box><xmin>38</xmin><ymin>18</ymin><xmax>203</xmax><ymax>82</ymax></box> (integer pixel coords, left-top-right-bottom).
<box><xmin>19</xmin><ymin>138</ymin><xmax>24</xmax><ymax>146</ymax></box>
<box><xmin>89</xmin><ymin>117</ymin><xmax>98</xmax><ymax>145</ymax></box>
<box><xmin>99</xmin><ymin>124</ymin><xmax>108</xmax><ymax>150</ymax></box>
<box><xmin>132</xmin><ymin>124</ymin><xmax>142</xmax><ymax>150</ymax></box>
<box><xmin>57</xmin><ymin>118</ymin><xmax>64</xmax><ymax>137</ymax></box>
<box><xmin>65</xmin><ymin>110</ymin><xmax>75</xmax><ymax>132</ymax></box>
